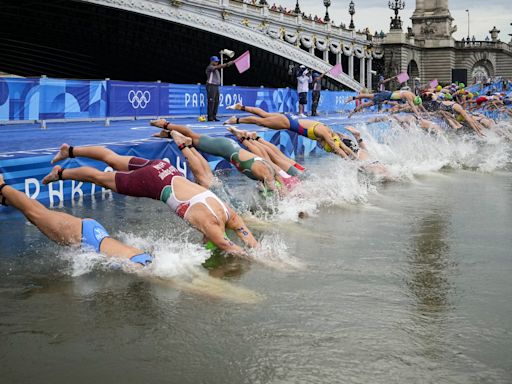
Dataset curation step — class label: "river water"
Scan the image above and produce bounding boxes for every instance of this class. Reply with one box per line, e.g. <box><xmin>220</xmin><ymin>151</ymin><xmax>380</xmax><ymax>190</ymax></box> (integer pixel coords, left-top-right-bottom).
<box><xmin>1</xmin><ymin>120</ymin><xmax>511</xmax><ymax>383</ymax></box>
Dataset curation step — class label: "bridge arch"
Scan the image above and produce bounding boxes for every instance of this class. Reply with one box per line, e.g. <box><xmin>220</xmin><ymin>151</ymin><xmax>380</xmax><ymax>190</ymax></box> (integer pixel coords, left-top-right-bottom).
<box><xmin>80</xmin><ymin>0</ymin><xmax>363</xmax><ymax>90</ymax></box>
<box><xmin>407</xmin><ymin>59</ymin><xmax>420</xmax><ymax>90</ymax></box>
<box><xmin>470</xmin><ymin>59</ymin><xmax>494</xmax><ymax>83</ymax></box>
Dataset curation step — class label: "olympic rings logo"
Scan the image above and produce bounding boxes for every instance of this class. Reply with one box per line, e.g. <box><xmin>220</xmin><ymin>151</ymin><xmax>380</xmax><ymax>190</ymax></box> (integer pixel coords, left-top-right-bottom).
<box><xmin>128</xmin><ymin>90</ymin><xmax>151</xmax><ymax>109</ymax></box>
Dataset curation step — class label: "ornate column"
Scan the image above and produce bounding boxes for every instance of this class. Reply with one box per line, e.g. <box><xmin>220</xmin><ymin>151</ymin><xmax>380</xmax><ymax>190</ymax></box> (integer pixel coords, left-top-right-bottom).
<box><xmin>366</xmin><ymin>57</ymin><xmax>372</xmax><ymax>90</ymax></box>
<box><xmin>359</xmin><ymin>57</ymin><xmax>365</xmax><ymax>86</ymax></box>
<box><xmin>336</xmin><ymin>52</ymin><xmax>342</xmax><ymax>65</ymax></box>
<box><xmin>348</xmin><ymin>54</ymin><xmax>354</xmax><ymax>79</ymax></box>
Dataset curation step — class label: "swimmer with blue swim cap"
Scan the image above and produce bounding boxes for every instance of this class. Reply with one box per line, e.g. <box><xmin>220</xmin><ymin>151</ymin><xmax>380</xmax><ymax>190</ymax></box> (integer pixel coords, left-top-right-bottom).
<box><xmin>0</xmin><ymin>174</ymin><xmax>153</xmax><ymax>267</ymax></box>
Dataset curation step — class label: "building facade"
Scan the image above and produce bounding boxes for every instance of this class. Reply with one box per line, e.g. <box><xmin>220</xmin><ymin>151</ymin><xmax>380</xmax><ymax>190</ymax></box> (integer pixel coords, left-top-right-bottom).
<box><xmin>381</xmin><ymin>0</ymin><xmax>512</xmax><ymax>90</ymax></box>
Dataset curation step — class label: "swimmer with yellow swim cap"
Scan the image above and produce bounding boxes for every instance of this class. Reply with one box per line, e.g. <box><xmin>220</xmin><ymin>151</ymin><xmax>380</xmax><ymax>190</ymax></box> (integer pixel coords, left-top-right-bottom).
<box><xmin>223</xmin><ymin>103</ymin><xmax>356</xmax><ymax>159</ymax></box>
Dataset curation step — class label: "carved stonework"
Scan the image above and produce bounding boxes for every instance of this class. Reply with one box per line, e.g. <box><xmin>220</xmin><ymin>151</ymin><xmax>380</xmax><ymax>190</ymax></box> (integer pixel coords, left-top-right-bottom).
<box><xmin>411</xmin><ymin>0</ymin><xmax>454</xmax><ymax>41</ymax></box>
<box><xmin>82</xmin><ymin>0</ymin><xmax>364</xmax><ymax>90</ymax></box>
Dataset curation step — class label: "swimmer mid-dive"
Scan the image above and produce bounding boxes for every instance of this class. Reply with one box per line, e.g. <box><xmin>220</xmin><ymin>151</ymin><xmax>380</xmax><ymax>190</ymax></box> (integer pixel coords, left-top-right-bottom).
<box><xmin>151</xmin><ymin>119</ymin><xmax>285</xmax><ymax>194</ymax></box>
<box><xmin>225</xmin><ymin>126</ymin><xmax>303</xmax><ymax>192</ymax></box>
<box><xmin>348</xmin><ymin>90</ymin><xmax>422</xmax><ymax>117</ymax></box>
<box><xmin>0</xmin><ymin>174</ymin><xmax>153</xmax><ymax>267</ymax></box>
<box><xmin>335</xmin><ymin>126</ymin><xmax>392</xmax><ymax>180</ymax></box>
<box><xmin>42</xmin><ymin>144</ymin><xmax>258</xmax><ymax>256</ymax></box>
<box><xmin>223</xmin><ymin>103</ymin><xmax>356</xmax><ymax>159</ymax></box>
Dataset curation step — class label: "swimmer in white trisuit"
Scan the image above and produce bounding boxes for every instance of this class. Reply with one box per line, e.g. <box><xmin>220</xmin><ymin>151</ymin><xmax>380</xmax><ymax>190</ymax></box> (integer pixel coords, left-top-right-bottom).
<box><xmin>42</xmin><ymin>144</ymin><xmax>258</xmax><ymax>255</ymax></box>
<box><xmin>0</xmin><ymin>174</ymin><xmax>153</xmax><ymax>267</ymax></box>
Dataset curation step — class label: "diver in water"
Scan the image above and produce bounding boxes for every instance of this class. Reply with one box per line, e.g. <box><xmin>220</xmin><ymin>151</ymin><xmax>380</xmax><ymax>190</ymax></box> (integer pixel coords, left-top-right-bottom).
<box><xmin>348</xmin><ymin>90</ymin><xmax>423</xmax><ymax>118</ymax></box>
<box><xmin>225</xmin><ymin>126</ymin><xmax>303</xmax><ymax>192</ymax></box>
<box><xmin>223</xmin><ymin>103</ymin><xmax>356</xmax><ymax>159</ymax></box>
<box><xmin>151</xmin><ymin>119</ymin><xmax>286</xmax><ymax>195</ymax></box>
<box><xmin>0</xmin><ymin>174</ymin><xmax>153</xmax><ymax>266</ymax></box>
<box><xmin>42</xmin><ymin>143</ymin><xmax>258</xmax><ymax>255</ymax></box>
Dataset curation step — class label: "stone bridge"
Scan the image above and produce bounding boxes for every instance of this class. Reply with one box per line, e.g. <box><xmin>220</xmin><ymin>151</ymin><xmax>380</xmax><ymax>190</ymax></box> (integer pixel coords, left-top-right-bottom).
<box><xmin>0</xmin><ymin>0</ymin><xmax>384</xmax><ymax>91</ymax></box>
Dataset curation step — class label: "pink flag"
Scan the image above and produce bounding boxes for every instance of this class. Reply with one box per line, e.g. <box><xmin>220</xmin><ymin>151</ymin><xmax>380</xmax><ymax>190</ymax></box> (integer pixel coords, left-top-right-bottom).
<box><xmin>234</xmin><ymin>51</ymin><xmax>251</xmax><ymax>74</ymax></box>
<box><xmin>429</xmin><ymin>79</ymin><xmax>439</xmax><ymax>88</ymax></box>
<box><xmin>396</xmin><ymin>72</ymin><xmax>409</xmax><ymax>83</ymax></box>
<box><xmin>328</xmin><ymin>63</ymin><xmax>343</xmax><ymax>77</ymax></box>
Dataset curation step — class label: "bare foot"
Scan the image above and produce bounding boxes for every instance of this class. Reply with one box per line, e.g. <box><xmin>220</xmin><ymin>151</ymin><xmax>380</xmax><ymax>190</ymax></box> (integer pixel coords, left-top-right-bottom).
<box><xmin>51</xmin><ymin>143</ymin><xmax>70</xmax><ymax>164</ymax></box>
<box><xmin>171</xmin><ymin>131</ymin><xmax>193</xmax><ymax>147</ymax></box>
<box><xmin>223</xmin><ymin>116</ymin><xmax>238</xmax><ymax>125</ymax></box>
<box><xmin>150</xmin><ymin>119</ymin><xmax>169</xmax><ymax>129</ymax></box>
<box><xmin>42</xmin><ymin>166</ymin><xmax>62</xmax><ymax>185</ymax></box>
<box><xmin>248</xmin><ymin>131</ymin><xmax>258</xmax><ymax>140</ymax></box>
<box><xmin>226</xmin><ymin>126</ymin><xmax>244</xmax><ymax>139</ymax></box>
<box><xmin>226</xmin><ymin>103</ymin><xmax>243</xmax><ymax>110</ymax></box>
<box><xmin>0</xmin><ymin>174</ymin><xmax>4</xmax><ymax>185</ymax></box>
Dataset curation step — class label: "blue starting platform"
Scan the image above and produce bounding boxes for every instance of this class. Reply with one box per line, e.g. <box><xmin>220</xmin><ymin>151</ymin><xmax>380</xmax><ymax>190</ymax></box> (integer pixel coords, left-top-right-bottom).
<box><xmin>0</xmin><ymin>114</ymin><xmax>378</xmax><ymax>210</ymax></box>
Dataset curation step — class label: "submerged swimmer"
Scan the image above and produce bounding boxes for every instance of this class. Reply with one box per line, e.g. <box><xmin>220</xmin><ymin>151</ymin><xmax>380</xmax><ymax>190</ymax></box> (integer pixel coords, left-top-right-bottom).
<box><xmin>42</xmin><ymin>144</ymin><xmax>258</xmax><ymax>255</ymax></box>
<box><xmin>0</xmin><ymin>174</ymin><xmax>153</xmax><ymax>267</ymax></box>
<box><xmin>223</xmin><ymin>103</ymin><xmax>356</xmax><ymax>159</ymax></box>
<box><xmin>337</xmin><ymin>126</ymin><xmax>392</xmax><ymax>180</ymax></box>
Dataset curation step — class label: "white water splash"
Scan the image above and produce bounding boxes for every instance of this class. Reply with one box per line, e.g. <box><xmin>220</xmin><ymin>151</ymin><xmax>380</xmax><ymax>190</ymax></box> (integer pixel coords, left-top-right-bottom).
<box><xmin>359</xmin><ymin>118</ymin><xmax>512</xmax><ymax>177</ymax></box>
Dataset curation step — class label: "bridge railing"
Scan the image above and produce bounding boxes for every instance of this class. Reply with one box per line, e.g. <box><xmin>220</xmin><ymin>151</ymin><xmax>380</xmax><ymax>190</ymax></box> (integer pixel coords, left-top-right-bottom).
<box><xmin>455</xmin><ymin>40</ymin><xmax>512</xmax><ymax>52</ymax></box>
<box><xmin>0</xmin><ymin>77</ymin><xmax>357</xmax><ymax>126</ymax></box>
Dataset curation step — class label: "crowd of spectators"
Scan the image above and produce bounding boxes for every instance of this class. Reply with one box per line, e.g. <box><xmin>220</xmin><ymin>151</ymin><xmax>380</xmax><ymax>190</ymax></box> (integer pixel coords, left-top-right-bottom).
<box><xmin>233</xmin><ymin>0</ymin><xmax>330</xmax><ymax>24</ymax></box>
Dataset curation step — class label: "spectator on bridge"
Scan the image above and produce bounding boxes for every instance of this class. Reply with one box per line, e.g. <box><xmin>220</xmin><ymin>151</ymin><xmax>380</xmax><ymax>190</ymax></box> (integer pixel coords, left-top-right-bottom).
<box><xmin>206</xmin><ymin>56</ymin><xmax>234</xmax><ymax>122</ymax></box>
<box><xmin>311</xmin><ymin>71</ymin><xmax>325</xmax><ymax>116</ymax></box>
<box><xmin>296</xmin><ymin>66</ymin><xmax>312</xmax><ymax>117</ymax></box>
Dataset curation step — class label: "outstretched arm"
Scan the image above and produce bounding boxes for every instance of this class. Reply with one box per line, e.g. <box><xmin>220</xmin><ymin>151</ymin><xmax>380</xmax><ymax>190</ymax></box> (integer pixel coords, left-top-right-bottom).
<box><xmin>210</xmin><ymin>61</ymin><xmax>234</xmax><ymax>70</ymax></box>
<box><xmin>226</xmin><ymin>209</ymin><xmax>258</xmax><ymax>248</ymax></box>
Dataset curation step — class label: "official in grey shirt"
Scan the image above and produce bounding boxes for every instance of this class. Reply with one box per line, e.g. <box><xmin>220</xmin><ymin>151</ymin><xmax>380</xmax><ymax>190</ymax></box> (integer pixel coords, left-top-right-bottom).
<box><xmin>206</xmin><ymin>56</ymin><xmax>233</xmax><ymax>121</ymax></box>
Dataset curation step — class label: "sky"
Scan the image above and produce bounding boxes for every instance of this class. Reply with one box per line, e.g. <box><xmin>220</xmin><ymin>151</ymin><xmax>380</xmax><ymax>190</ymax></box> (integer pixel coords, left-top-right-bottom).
<box><xmin>276</xmin><ymin>0</ymin><xmax>512</xmax><ymax>41</ymax></box>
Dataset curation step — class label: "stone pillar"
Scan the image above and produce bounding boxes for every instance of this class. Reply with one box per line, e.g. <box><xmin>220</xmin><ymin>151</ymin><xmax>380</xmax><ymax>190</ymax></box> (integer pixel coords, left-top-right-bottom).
<box><xmin>359</xmin><ymin>57</ymin><xmax>365</xmax><ymax>86</ymax></box>
<box><xmin>336</xmin><ymin>52</ymin><xmax>341</xmax><ymax>65</ymax></box>
<box><xmin>366</xmin><ymin>57</ymin><xmax>373</xmax><ymax>90</ymax></box>
<box><xmin>348</xmin><ymin>55</ymin><xmax>354</xmax><ymax>78</ymax></box>
<box><xmin>323</xmin><ymin>50</ymin><xmax>329</xmax><ymax>62</ymax></box>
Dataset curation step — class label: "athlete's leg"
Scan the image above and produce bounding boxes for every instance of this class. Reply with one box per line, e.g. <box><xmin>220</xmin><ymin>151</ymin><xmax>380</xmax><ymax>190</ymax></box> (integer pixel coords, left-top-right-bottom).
<box><xmin>42</xmin><ymin>165</ymin><xmax>117</xmax><ymax>191</ymax></box>
<box><xmin>172</xmin><ymin>131</ymin><xmax>213</xmax><ymax>188</ymax></box>
<box><xmin>0</xmin><ymin>178</ymin><xmax>82</xmax><ymax>245</ymax></box>
<box><xmin>228</xmin><ymin>103</ymin><xmax>275</xmax><ymax>118</ymax></box>
<box><xmin>251</xmin><ymin>140</ymin><xmax>295</xmax><ymax>172</ymax></box>
<box><xmin>224</xmin><ymin>114</ymin><xmax>289</xmax><ymax>129</ymax></box>
<box><xmin>150</xmin><ymin>119</ymin><xmax>202</xmax><ymax>143</ymax></box>
<box><xmin>52</xmin><ymin>143</ymin><xmax>133</xmax><ymax>171</ymax></box>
